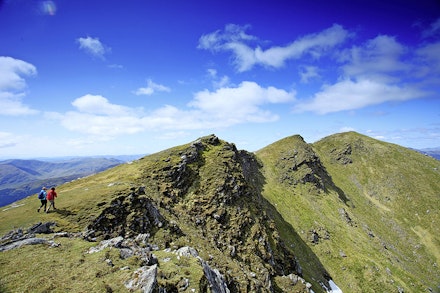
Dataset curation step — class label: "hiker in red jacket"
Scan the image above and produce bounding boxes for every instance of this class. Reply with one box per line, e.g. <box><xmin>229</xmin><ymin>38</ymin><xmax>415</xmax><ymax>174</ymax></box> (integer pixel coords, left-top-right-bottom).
<box><xmin>46</xmin><ymin>187</ymin><xmax>58</xmax><ymax>213</ymax></box>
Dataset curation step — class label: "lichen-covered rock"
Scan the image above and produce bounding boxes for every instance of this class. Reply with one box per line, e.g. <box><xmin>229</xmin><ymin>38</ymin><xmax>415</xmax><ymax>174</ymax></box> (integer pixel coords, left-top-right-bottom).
<box><xmin>125</xmin><ymin>264</ymin><xmax>158</xmax><ymax>292</ymax></box>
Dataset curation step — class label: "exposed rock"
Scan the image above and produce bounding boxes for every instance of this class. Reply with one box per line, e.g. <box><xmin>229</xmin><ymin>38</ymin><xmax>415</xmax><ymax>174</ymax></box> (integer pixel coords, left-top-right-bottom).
<box><xmin>136</xmin><ymin>137</ymin><xmax>309</xmax><ymax>291</ymax></box>
<box><xmin>85</xmin><ymin>191</ymin><xmax>183</xmax><ymax>241</ymax></box>
<box><xmin>175</xmin><ymin>246</ymin><xmax>199</xmax><ymax>257</ymax></box>
<box><xmin>0</xmin><ymin>222</ymin><xmax>59</xmax><ymax>252</ymax></box>
<box><xmin>308</xmin><ymin>227</ymin><xmax>330</xmax><ymax>244</ymax></box>
<box><xmin>88</xmin><ymin>236</ymin><xmax>158</xmax><ymax>266</ymax></box>
<box><xmin>276</xmin><ymin>138</ymin><xmax>327</xmax><ymax>191</ymax></box>
<box><xmin>28</xmin><ymin>221</ymin><xmax>56</xmax><ymax>234</ymax></box>
<box><xmin>0</xmin><ymin>237</ymin><xmax>59</xmax><ymax>252</ymax></box>
<box><xmin>0</xmin><ymin>227</ymin><xmax>25</xmax><ymax>243</ymax></box>
<box><xmin>330</xmin><ymin>144</ymin><xmax>353</xmax><ymax>165</ymax></box>
<box><xmin>338</xmin><ymin>208</ymin><xmax>356</xmax><ymax>226</ymax></box>
<box><xmin>125</xmin><ymin>264</ymin><xmax>158</xmax><ymax>293</ymax></box>
<box><xmin>177</xmin><ymin>278</ymin><xmax>189</xmax><ymax>291</ymax></box>
<box><xmin>200</xmin><ymin>259</ymin><xmax>230</xmax><ymax>293</ymax></box>
<box><xmin>87</xmin><ymin>236</ymin><xmax>124</xmax><ymax>253</ymax></box>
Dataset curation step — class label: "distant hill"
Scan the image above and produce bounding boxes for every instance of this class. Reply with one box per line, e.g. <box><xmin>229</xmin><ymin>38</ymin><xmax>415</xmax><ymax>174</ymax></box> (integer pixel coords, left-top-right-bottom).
<box><xmin>0</xmin><ymin>133</ymin><xmax>438</xmax><ymax>292</ymax></box>
<box><xmin>417</xmin><ymin>148</ymin><xmax>440</xmax><ymax>160</ymax></box>
<box><xmin>0</xmin><ymin>156</ymin><xmax>142</xmax><ymax>207</ymax></box>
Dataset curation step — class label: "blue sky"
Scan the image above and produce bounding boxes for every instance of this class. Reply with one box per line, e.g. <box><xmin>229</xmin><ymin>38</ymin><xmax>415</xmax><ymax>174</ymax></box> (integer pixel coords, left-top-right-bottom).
<box><xmin>1</xmin><ymin>0</ymin><xmax>439</xmax><ymax>158</ymax></box>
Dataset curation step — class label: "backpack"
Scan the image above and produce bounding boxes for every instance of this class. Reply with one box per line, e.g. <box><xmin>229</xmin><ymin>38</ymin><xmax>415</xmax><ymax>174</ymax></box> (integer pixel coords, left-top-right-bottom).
<box><xmin>38</xmin><ymin>191</ymin><xmax>45</xmax><ymax>200</ymax></box>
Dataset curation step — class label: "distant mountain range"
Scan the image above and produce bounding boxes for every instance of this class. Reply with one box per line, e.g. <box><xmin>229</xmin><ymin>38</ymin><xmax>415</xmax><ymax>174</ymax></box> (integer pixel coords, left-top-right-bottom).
<box><xmin>417</xmin><ymin>148</ymin><xmax>440</xmax><ymax>160</ymax></box>
<box><xmin>0</xmin><ymin>155</ymin><xmax>144</xmax><ymax>207</ymax></box>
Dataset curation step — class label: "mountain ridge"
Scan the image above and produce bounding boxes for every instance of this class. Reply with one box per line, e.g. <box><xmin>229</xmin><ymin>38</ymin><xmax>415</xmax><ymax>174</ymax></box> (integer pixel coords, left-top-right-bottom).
<box><xmin>0</xmin><ymin>132</ymin><xmax>438</xmax><ymax>292</ymax></box>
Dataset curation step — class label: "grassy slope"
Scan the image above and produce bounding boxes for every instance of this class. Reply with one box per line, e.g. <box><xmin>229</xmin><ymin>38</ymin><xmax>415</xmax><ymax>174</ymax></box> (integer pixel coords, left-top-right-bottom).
<box><xmin>0</xmin><ymin>138</ymin><xmax>315</xmax><ymax>292</ymax></box>
<box><xmin>1</xmin><ymin>132</ymin><xmax>439</xmax><ymax>292</ymax></box>
<box><xmin>0</xmin><ymin>146</ymin><xmax>209</xmax><ymax>292</ymax></box>
<box><xmin>256</xmin><ymin>132</ymin><xmax>440</xmax><ymax>292</ymax></box>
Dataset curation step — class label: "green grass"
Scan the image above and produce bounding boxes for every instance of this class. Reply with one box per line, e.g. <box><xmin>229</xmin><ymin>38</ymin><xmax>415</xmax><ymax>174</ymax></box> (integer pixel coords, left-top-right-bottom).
<box><xmin>1</xmin><ymin>132</ymin><xmax>439</xmax><ymax>292</ymax></box>
<box><xmin>256</xmin><ymin>132</ymin><xmax>440</xmax><ymax>292</ymax></box>
<box><xmin>0</xmin><ymin>237</ymin><xmax>133</xmax><ymax>292</ymax></box>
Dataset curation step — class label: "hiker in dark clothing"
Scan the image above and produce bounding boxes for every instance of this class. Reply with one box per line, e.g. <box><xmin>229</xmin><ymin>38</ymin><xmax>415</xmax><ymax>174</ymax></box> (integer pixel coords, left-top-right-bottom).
<box><xmin>37</xmin><ymin>187</ymin><xmax>47</xmax><ymax>212</ymax></box>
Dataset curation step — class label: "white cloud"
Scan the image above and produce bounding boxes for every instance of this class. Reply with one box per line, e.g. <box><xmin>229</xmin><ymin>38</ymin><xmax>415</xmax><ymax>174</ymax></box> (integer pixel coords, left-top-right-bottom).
<box><xmin>198</xmin><ymin>24</ymin><xmax>256</xmax><ymax>51</ymax></box>
<box><xmin>199</xmin><ymin>24</ymin><xmax>350</xmax><ymax>72</ymax></box>
<box><xmin>293</xmin><ymin>78</ymin><xmax>427</xmax><ymax>114</ymax></box>
<box><xmin>364</xmin><ymin>127</ymin><xmax>440</xmax><ymax>149</ymax></box>
<box><xmin>59</xmin><ymin>95</ymin><xmax>144</xmax><ymax>136</ymax></box>
<box><xmin>77</xmin><ymin>36</ymin><xmax>110</xmax><ymax>59</ymax></box>
<box><xmin>207</xmin><ymin>68</ymin><xmax>230</xmax><ymax>88</ymax></box>
<box><xmin>189</xmin><ymin>81</ymin><xmax>295</xmax><ymax>125</ymax></box>
<box><xmin>134</xmin><ymin>79</ymin><xmax>171</xmax><ymax>96</ymax></box>
<box><xmin>108</xmin><ymin>64</ymin><xmax>123</xmax><ymax>69</ymax></box>
<box><xmin>207</xmin><ymin>69</ymin><xmax>217</xmax><ymax>77</ymax></box>
<box><xmin>339</xmin><ymin>126</ymin><xmax>355</xmax><ymax>133</ymax></box>
<box><xmin>155</xmin><ymin>131</ymin><xmax>189</xmax><ymax>140</ymax></box>
<box><xmin>71</xmin><ymin>94</ymin><xmax>137</xmax><ymax>115</ymax></box>
<box><xmin>341</xmin><ymin>35</ymin><xmax>409</xmax><ymax>82</ymax></box>
<box><xmin>293</xmin><ymin>27</ymin><xmax>440</xmax><ymax>116</ymax></box>
<box><xmin>61</xmin><ymin>111</ymin><xmax>145</xmax><ymax>136</ymax></box>
<box><xmin>416</xmin><ymin>41</ymin><xmax>440</xmax><ymax>76</ymax></box>
<box><xmin>0</xmin><ymin>132</ymin><xmax>17</xmax><ymax>148</ymax></box>
<box><xmin>299</xmin><ymin>66</ymin><xmax>320</xmax><ymax>83</ymax></box>
<box><xmin>0</xmin><ymin>56</ymin><xmax>38</xmax><ymax>115</ymax></box>
<box><xmin>57</xmin><ymin>82</ymin><xmax>295</xmax><ymax>137</ymax></box>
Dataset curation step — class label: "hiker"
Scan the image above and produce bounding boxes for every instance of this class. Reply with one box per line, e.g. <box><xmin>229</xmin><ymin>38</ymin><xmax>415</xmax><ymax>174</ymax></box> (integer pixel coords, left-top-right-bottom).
<box><xmin>46</xmin><ymin>187</ymin><xmax>58</xmax><ymax>212</ymax></box>
<box><xmin>37</xmin><ymin>187</ymin><xmax>47</xmax><ymax>212</ymax></box>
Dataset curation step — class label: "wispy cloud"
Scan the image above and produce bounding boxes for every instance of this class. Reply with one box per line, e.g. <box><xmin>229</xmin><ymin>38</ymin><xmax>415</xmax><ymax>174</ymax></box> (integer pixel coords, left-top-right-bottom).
<box><xmin>133</xmin><ymin>79</ymin><xmax>171</xmax><ymax>96</ymax></box>
<box><xmin>108</xmin><ymin>64</ymin><xmax>124</xmax><ymax>69</ymax></box>
<box><xmin>77</xmin><ymin>36</ymin><xmax>110</xmax><ymax>59</ymax></box>
<box><xmin>341</xmin><ymin>35</ymin><xmax>409</xmax><ymax>82</ymax></box>
<box><xmin>293</xmin><ymin>79</ymin><xmax>427</xmax><ymax>114</ymax></box>
<box><xmin>0</xmin><ymin>56</ymin><xmax>39</xmax><ymax>116</ymax></box>
<box><xmin>422</xmin><ymin>17</ymin><xmax>440</xmax><ymax>39</ymax></box>
<box><xmin>299</xmin><ymin>66</ymin><xmax>320</xmax><ymax>83</ymax></box>
<box><xmin>415</xmin><ymin>42</ymin><xmax>440</xmax><ymax>78</ymax></box>
<box><xmin>293</xmin><ymin>20</ymin><xmax>440</xmax><ymax>114</ymax></box>
<box><xmin>207</xmin><ymin>68</ymin><xmax>230</xmax><ymax>88</ymax></box>
<box><xmin>200</xmin><ymin>22</ymin><xmax>440</xmax><ymax>117</ymax></box>
<box><xmin>0</xmin><ymin>132</ymin><xmax>18</xmax><ymax>148</ymax></box>
<box><xmin>199</xmin><ymin>23</ymin><xmax>351</xmax><ymax>72</ymax></box>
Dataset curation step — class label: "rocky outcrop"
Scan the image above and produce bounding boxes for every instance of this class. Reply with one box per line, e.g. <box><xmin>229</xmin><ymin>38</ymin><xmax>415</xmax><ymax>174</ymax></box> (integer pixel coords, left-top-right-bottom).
<box><xmin>85</xmin><ymin>189</ymin><xmax>183</xmax><ymax>241</ymax></box>
<box><xmin>125</xmin><ymin>264</ymin><xmax>158</xmax><ymax>292</ymax></box>
<box><xmin>330</xmin><ymin>144</ymin><xmax>353</xmax><ymax>165</ymax></box>
<box><xmin>200</xmin><ymin>259</ymin><xmax>230</xmax><ymax>293</ymax></box>
<box><xmin>0</xmin><ymin>222</ymin><xmax>59</xmax><ymax>251</ymax></box>
<box><xmin>276</xmin><ymin>136</ymin><xmax>328</xmax><ymax>191</ymax></box>
<box><xmin>87</xmin><ymin>234</ymin><xmax>230</xmax><ymax>293</ymax></box>
<box><xmin>83</xmin><ymin>135</ymin><xmax>312</xmax><ymax>292</ymax></box>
